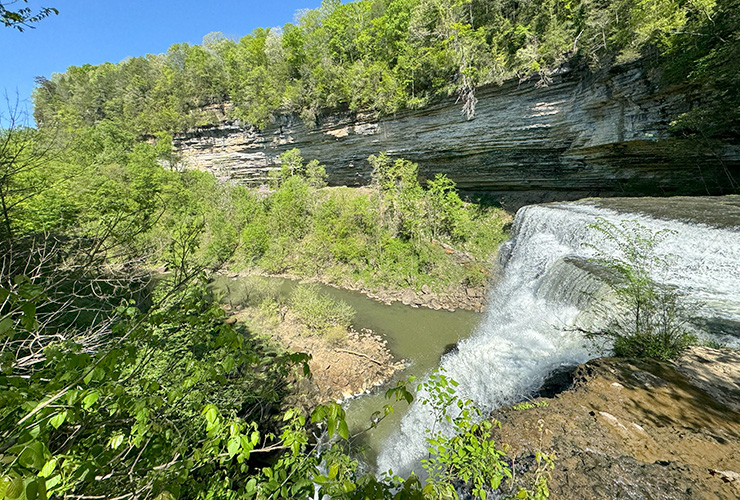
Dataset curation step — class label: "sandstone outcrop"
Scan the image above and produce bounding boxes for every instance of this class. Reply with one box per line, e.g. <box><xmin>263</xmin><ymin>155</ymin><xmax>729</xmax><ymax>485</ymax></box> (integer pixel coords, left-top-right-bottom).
<box><xmin>174</xmin><ymin>61</ymin><xmax>740</xmax><ymax>202</ymax></box>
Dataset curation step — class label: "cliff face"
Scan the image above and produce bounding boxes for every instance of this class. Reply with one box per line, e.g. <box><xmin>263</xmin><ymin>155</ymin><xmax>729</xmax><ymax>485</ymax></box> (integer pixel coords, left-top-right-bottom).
<box><xmin>174</xmin><ymin>61</ymin><xmax>740</xmax><ymax>199</ymax></box>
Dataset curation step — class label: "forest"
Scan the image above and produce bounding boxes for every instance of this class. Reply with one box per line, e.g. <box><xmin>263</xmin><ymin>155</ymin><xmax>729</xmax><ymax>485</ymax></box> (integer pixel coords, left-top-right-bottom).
<box><xmin>33</xmin><ymin>0</ymin><xmax>739</xmax><ymax>137</ymax></box>
<box><xmin>1</xmin><ymin>0</ymin><xmax>739</xmax><ymax>499</ymax></box>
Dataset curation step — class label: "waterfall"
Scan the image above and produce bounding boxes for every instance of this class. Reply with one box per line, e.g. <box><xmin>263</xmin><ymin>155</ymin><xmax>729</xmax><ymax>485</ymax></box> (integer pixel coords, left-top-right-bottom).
<box><xmin>376</xmin><ymin>201</ymin><xmax>740</xmax><ymax>478</ymax></box>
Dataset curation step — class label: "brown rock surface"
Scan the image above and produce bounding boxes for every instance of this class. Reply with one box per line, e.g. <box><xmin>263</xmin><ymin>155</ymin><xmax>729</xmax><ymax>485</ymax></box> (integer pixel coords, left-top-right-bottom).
<box><xmin>491</xmin><ymin>347</ymin><xmax>740</xmax><ymax>499</ymax></box>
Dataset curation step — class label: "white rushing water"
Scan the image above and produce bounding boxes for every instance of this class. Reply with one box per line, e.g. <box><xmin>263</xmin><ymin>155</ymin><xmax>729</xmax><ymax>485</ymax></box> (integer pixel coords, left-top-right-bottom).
<box><xmin>376</xmin><ymin>201</ymin><xmax>740</xmax><ymax>477</ymax></box>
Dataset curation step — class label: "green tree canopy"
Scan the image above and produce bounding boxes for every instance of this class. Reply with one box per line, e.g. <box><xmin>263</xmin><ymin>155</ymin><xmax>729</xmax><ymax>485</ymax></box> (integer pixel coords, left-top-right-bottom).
<box><xmin>0</xmin><ymin>1</ymin><xmax>57</xmax><ymax>31</ymax></box>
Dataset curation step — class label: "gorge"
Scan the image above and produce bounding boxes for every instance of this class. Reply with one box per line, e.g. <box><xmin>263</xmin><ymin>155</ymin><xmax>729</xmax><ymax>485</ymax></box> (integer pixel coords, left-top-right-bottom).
<box><xmin>175</xmin><ymin>54</ymin><xmax>740</xmax><ymax>492</ymax></box>
<box><xmin>111</xmin><ymin>60</ymin><xmax>740</xmax><ymax>498</ymax></box>
<box><xmin>7</xmin><ymin>0</ymin><xmax>740</xmax><ymax>497</ymax></box>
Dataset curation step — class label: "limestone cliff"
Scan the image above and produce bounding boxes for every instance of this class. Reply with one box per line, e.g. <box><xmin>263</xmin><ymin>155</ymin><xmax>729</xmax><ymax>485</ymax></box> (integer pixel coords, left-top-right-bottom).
<box><xmin>174</xmin><ymin>61</ymin><xmax>740</xmax><ymax>200</ymax></box>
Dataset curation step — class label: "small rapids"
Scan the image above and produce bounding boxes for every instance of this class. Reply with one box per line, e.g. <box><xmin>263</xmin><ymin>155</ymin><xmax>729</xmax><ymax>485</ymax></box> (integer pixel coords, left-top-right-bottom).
<box><xmin>376</xmin><ymin>201</ymin><xmax>740</xmax><ymax>477</ymax></box>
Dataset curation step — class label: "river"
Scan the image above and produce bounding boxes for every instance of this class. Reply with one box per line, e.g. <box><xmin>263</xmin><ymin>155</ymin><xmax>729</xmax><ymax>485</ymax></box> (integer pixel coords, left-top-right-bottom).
<box><xmin>211</xmin><ymin>275</ymin><xmax>484</xmax><ymax>465</ymax></box>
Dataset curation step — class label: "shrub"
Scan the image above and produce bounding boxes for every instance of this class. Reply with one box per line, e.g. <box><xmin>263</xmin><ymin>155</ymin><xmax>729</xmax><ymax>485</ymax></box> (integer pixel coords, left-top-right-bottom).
<box><xmin>418</xmin><ymin>369</ymin><xmax>512</xmax><ymax>499</ymax></box>
<box><xmin>324</xmin><ymin>325</ymin><xmax>348</xmax><ymax>346</ymax></box>
<box><xmin>267</xmin><ymin>176</ymin><xmax>311</xmax><ymax>239</ymax></box>
<box><xmin>585</xmin><ymin>218</ymin><xmax>696</xmax><ymax>361</ymax></box>
<box><xmin>289</xmin><ymin>283</ymin><xmax>355</xmax><ymax>333</ymax></box>
<box><xmin>240</xmin><ymin>217</ymin><xmax>270</xmax><ymax>261</ymax></box>
<box><xmin>463</xmin><ymin>262</ymin><xmax>489</xmax><ymax>288</ymax></box>
<box><xmin>304</xmin><ymin>159</ymin><xmax>328</xmax><ymax>189</ymax></box>
<box><xmin>237</xmin><ymin>276</ymin><xmax>281</xmax><ymax>307</ymax></box>
<box><xmin>424</xmin><ymin>173</ymin><xmax>470</xmax><ymax>242</ymax></box>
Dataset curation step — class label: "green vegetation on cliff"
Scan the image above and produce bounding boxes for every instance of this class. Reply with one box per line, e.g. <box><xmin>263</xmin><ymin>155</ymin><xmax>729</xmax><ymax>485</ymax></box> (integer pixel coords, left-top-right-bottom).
<box><xmin>32</xmin><ymin>0</ymin><xmax>738</xmax><ymax>138</ymax></box>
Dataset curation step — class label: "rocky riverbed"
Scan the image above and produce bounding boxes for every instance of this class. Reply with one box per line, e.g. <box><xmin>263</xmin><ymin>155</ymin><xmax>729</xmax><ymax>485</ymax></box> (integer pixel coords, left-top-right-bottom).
<box><xmin>491</xmin><ymin>346</ymin><xmax>740</xmax><ymax>500</ymax></box>
<box><xmin>229</xmin><ymin>306</ymin><xmax>405</xmax><ymax>406</ymax></box>
<box><xmin>341</xmin><ymin>282</ymin><xmax>487</xmax><ymax>313</ymax></box>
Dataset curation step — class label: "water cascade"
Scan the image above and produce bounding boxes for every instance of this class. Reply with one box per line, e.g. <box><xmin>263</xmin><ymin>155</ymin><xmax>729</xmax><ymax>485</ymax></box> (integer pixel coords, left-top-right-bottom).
<box><xmin>376</xmin><ymin>200</ymin><xmax>740</xmax><ymax>477</ymax></box>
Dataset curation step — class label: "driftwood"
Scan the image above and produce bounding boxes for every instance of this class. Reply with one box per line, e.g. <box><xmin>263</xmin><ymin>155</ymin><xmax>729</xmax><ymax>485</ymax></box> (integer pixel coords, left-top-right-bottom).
<box><xmin>336</xmin><ymin>349</ymin><xmax>384</xmax><ymax>366</ymax></box>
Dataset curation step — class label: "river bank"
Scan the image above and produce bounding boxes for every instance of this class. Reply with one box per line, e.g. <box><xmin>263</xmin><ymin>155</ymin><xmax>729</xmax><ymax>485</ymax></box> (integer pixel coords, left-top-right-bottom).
<box><xmin>221</xmin><ymin>268</ymin><xmax>491</xmax><ymax>313</ymax></box>
<box><xmin>231</xmin><ymin>305</ymin><xmax>405</xmax><ymax>404</ymax></box>
<box><xmin>215</xmin><ymin>274</ymin><xmax>482</xmax><ymax>408</ymax></box>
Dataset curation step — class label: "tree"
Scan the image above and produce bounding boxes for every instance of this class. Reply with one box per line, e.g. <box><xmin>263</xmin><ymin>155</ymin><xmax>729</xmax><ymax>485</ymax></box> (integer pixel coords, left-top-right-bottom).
<box><xmin>424</xmin><ymin>173</ymin><xmax>467</xmax><ymax>241</ymax></box>
<box><xmin>369</xmin><ymin>152</ymin><xmax>424</xmax><ymax>242</ymax></box>
<box><xmin>0</xmin><ymin>100</ymin><xmax>67</xmax><ymax>241</ymax></box>
<box><xmin>0</xmin><ymin>0</ymin><xmax>57</xmax><ymax>31</ymax></box>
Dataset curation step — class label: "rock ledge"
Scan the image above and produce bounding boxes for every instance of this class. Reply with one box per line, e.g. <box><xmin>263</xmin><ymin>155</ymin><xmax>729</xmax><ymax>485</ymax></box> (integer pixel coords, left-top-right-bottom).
<box><xmin>492</xmin><ymin>347</ymin><xmax>740</xmax><ymax>500</ymax></box>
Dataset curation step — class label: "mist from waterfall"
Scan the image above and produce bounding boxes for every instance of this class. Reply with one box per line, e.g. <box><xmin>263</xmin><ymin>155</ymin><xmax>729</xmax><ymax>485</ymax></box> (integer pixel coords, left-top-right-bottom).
<box><xmin>376</xmin><ymin>202</ymin><xmax>740</xmax><ymax>478</ymax></box>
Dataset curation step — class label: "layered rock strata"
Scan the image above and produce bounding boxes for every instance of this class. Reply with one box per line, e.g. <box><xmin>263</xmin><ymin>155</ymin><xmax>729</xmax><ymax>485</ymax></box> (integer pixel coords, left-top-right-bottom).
<box><xmin>174</xmin><ymin>61</ymin><xmax>740</xmax><ymax>199</ymax></box>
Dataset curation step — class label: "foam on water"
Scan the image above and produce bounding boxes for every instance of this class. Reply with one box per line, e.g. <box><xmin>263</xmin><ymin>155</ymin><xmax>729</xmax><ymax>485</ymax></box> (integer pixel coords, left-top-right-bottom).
<box><xmin>376</xmin><ymin>202</ymin><xmax>740</xmax><ymax>477</ymax></box>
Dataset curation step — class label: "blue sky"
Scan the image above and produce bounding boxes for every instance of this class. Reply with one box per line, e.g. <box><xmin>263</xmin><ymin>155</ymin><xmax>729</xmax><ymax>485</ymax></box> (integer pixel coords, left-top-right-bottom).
<box><xmin>1</xmin><ymin>0</ymin><xmax>323</xmax><ymax>108</ymax></box>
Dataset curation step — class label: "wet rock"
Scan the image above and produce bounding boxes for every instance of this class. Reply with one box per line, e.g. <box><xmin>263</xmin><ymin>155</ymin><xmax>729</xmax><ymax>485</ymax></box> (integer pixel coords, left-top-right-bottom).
<box><xmin>442</xmin><ymin>343</ymin><xmax>459</xmax><ymax>356</ymax></box>
<box><xmin>533</xmin><ymin>364</ymin><xmax>578</xmax><ymax>398</ymax></box>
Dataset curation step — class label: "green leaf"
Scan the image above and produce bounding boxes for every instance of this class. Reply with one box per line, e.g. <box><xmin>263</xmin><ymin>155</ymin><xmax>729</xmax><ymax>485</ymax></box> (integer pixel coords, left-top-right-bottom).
<box><xmin>222</xmin><ymin>355</ymin><xmax>235</xmax><ymax>373</ymax></box>
<box><xmin>25</xmin><ymin>479</ymin><xmax>39</xmax><ymax>500</ymax></box>
<box><xmin>40</xmin><ymin>459</ymin><xmax>57</xmax><ymax>478</ymax></box>
<box><xmin>203</xmin><ymin>405</ymin><xmax>218</xmax><ymax>425</ymax></box>
<box><xmin>45</xmin><ymin>475</ymin><xmax>60</xmax><ymax>489</ymax></box>
<box><xmin>21</xmin><ymin>302</ymin><xmax>37</xmax><ymax>329</ymax></box>
<box><xmin>328</xmin><ymin>464</ymin><xmax>338</xmax><ymax>480</ymax></box>
<box><xmin>0</xmin><ymin>317</ymin><xmax>14</xmax><ymax>336</ymax></box>
<box><xmin>5</xmin><ymin>476</ymin><xmax>23</xmax><ymax>499</ymax></box>
<box><xmin>109</xmin><ymin>434</ymin><xmax>125</xmax><ymax>450</ymax></box>
<box><xmin>341</xmin><ymin>480</ymin><xmax>355</xmax><ymax>493</ymax></box>
<box><xmin>338</xmin><ymin>419</ymin><xmax>349</xmax><ymax>440</ymax></box>
<box><xmin>66</xmin><ymin>390</ymin><xmax>79</xmax><ymax>406</ymax></box>
<box><xmin>19</xmin><ymin>442</ymin><xmax>46</xmax><ymax>470</ymax></box>
<box><xmin>227</xmin><ymin>436</ymin><xmax>240</xmax><ymax>458</ymax></box>
<box><xmin>245</xmin><ymin>478</ymin><xmax>256</xmax><ymax>492</ymax></box>
<box><xmin>82</xmin><ymin>391</ymin><xmax>99</xmax><ymax>410</ymax></box>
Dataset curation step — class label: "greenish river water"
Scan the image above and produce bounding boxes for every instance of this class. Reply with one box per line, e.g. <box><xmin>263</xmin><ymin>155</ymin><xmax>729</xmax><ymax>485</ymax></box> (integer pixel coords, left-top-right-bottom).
<box><xmin>213</xmin><ymin>275</ymin><xmax>482</xmax><ymax>464</ymax></box>
<box><xmin>318</xmin><ymin>284</ymin><xmax>481</xmax><ymax>465</ymax></box>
